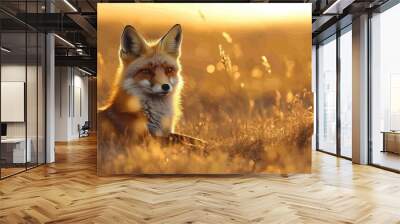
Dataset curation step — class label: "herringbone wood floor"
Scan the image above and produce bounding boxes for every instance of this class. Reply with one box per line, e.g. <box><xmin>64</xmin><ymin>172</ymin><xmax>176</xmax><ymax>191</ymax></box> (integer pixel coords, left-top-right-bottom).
<box><xmin>1</xmin><ymin>136</ymin><xmax>400</xmax><ymax>224</ymax></box>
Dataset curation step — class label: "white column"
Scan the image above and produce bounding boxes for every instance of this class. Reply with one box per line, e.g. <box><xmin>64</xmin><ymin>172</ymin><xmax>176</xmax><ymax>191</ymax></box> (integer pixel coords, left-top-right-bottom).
<box><xmin>46</xmin><ymin>32</ymin><xmax>55</xmax><ymax>163</ymax></box>
<box><xmin>45</xmin><ymin>0</ymin><xmax>56</xmax><ymax>163</ymax></box>
<box><xmin>352</xmin><ymin>14</ymin><xmax>369</xmax><ymax>164</ymax></box>
<box><xmin>55</xmin><ymin>67</ymin><xmax>73</xmax><ymax>141</ymax></box>
<box><xmin>312</xmin><ymin>45</ymin><xmax>317</xmax><ymax>151</ymax></box>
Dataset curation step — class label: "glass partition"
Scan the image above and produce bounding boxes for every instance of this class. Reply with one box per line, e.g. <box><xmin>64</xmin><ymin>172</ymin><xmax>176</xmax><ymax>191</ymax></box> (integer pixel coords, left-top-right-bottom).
<box><xmin>317</xmin><ymin>35</ymin><xmax>337</xmax><ymax>154</ymax></box>
<box><xmin>1</xmin><ymin>30</ymin><xmax>28</xmax><ymax>177</ymax></box>
<box><xmin>0</xmin><ymin>1</ymin><xmax>46</xmax><ymax>179</ymax></box>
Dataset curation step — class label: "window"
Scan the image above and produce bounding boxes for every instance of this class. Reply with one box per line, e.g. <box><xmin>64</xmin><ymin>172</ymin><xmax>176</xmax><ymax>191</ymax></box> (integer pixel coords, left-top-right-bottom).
<box><xmin>339</xmin><ymin>27</ymin><xmax>352</xmax><ymax>158</ymax></box>
<box><xmin>371</xmin><ymin>3</ymin><xmax>400</xmax><ymax>171</ymax></box>
<box><xmin>317</xmin><ymin>35</ymin><xmax>337</xmax><ymax>154</ymax></box>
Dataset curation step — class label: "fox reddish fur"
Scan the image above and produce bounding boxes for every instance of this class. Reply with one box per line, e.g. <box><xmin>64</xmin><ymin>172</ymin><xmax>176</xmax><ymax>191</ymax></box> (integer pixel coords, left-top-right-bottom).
<box><xmin>98</xmin><ymin>24</ymin><xmax>184</xmax><ymax>140</ymax></box>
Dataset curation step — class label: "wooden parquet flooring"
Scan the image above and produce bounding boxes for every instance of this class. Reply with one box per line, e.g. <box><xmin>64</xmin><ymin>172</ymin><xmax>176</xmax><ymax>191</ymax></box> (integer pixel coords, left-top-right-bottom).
<box><xmin>1</xmin><ymin>135</ymin><xmax>400</xmax><ymax>223</ymax></box>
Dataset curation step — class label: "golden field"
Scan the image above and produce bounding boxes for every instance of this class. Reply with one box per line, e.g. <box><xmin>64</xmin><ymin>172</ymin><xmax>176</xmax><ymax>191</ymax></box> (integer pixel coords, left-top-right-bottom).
<box><xmin>97</xmin><ymin>3</ymin><xmax>312</xmax><ymax>174</ymax></box>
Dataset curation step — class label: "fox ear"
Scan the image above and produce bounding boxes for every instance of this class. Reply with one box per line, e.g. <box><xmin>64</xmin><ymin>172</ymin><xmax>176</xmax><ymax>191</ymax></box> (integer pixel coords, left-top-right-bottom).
<box><xmin>159</xmin><ymin>24</ymin><xmax>182</xmax><ymax>57</ymax></box>
<box><xmin>120</xmin><ymin>25</ymin><xmax>147</xmax><ymax>58</ymax></box>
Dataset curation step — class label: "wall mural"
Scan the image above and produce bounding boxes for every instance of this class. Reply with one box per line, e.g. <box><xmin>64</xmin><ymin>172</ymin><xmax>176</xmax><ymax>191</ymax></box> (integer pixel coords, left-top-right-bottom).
<box><xmin>97</xmin><ymin>3</ymin><xmax>312</xmax><ymax>175</ymax></box>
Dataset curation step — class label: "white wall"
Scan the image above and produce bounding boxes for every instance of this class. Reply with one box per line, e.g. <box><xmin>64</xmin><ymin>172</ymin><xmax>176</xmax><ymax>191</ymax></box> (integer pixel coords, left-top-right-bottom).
<box><xmin>55</xmin><ymin>67</ymin><xmax>89</xmax><ymax>141</ymax></box>
<box><xmin>1</xmin><ymin>63</ymin><xmax>46</xmax><ymax>164</ymax></box>
<box><xmin>55</xmin><ymin>67</ymin><xmax>70</xmax><ymax>141</ymax></box>
<box><xmin>72</xmin><ymin>73</ymin><xmax>89</xmax><ymax>138</ymax></box>
<box><xmin>1</xmin><ymin>65</ymin><xmax>36</xmax><ymax>138</ymax></box>
<box><xmin>1</xmin><ymin>65</ymin><xmax>26</xmax><ymax>141</ymax></box>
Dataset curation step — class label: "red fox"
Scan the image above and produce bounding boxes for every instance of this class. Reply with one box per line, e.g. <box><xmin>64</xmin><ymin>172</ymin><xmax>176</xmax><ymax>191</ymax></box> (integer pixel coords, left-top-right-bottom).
<box><xmin>99</xmin><ymin>24</ymin><xmax>203</xmax><ymax>146</ymax></box>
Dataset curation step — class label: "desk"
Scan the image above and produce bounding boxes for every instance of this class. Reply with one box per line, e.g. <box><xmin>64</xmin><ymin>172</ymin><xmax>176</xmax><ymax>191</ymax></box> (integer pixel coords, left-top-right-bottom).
<box><xmin>382</xmin><ymin>131</ymin><xmax>400</xmax><ymax>154</ymax></box>
<box><xmin>1</xmin><ymin>138</ymin><xmax>31</xmax><ymax>163</ymax></box>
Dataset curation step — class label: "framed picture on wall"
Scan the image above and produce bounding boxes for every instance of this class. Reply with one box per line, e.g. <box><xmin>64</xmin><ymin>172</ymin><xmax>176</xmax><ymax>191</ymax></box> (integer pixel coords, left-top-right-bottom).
<box><xmin>97</xmin><ymin>3</ymin><xmax>313</xmax><ymax>175</ymax></box>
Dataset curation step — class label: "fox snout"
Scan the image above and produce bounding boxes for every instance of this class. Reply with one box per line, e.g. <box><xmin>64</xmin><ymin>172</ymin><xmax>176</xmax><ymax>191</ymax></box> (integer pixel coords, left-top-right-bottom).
<box><xmin>150</xmin><ymin>81</ymin><xmax>174</xmax><ymax>96</ymax></box>
<box><xmin>162</xmin><ymin>83</ymin><xmax>171</xmax><ymax>92</ymax></box>
<box><xmin>133</xmin><ymin>66</ymin><xmax>179</xmax><ymax>96</ymax></box>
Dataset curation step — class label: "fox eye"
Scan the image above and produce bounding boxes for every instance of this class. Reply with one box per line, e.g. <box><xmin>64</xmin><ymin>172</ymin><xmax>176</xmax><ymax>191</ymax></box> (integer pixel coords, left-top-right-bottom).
<box><xmin>165</xmin><ymin>67</ymin><xmax>174</xmax><ymax>74</ymax></box>
<box><xmin>141</xmin><ymin>69</ymin><xmax>152</xmax><ymax>75</ymax></box>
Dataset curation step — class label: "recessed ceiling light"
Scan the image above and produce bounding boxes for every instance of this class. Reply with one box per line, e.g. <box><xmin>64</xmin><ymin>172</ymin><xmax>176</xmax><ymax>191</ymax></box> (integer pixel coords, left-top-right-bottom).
<box><xmin>54</xmin><ymin>34</ymin><xmax>75</xmax><ymax>48</ymax></box>
<box><xmin>1</xmin><ymin>47</ymin><xmax>11</xmax><ymax>53</ymax></box>
<box><xmin>78</xmin><ymin>67</ymin><xmax>94</xmax><ymax>76</ymax></box>
<box><xmin>63</xmin><ymin>0</ymin><xmax>78</xmax><ymax>12</ymax></box>
<box><xmin>323</xmin><ymin>0</ymin><xmax>354</xmax><ymax>15</ymax></box>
